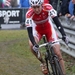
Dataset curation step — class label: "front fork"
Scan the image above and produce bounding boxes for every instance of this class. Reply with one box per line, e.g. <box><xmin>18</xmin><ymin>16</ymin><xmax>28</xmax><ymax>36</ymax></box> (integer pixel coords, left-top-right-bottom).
<box><xmin>45</xmin><ymin>51</ymin><xmax>51</xmax><ymax>75</ymax></box>
<box><xmin>45</xmin><ymin>50</ymin><xmax>57</xmax><ymax>75</ymax></box>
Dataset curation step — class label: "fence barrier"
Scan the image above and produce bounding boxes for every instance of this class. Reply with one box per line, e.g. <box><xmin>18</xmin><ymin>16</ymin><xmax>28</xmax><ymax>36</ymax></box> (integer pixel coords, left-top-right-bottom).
<box><xmin>54</xmin><ymin>16</ymin><xmax>75</xmax><ymax>58</ymax></box>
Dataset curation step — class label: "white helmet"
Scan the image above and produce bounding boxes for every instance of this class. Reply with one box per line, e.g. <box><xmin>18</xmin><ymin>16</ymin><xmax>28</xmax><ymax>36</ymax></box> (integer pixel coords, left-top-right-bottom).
<box><xmin>29</xmin><ymin>0</ymin><xmax>44</xmax><ymax>6</ymax></box>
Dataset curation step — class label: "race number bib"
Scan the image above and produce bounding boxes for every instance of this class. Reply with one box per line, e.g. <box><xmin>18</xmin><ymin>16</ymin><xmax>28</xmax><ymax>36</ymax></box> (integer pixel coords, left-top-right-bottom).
<box><xmin>49</xmin><ymin>9</ymin><xmax>57</xmax><ymax>17</ymax></box>
<box><xmin>25</xmin><ymin>18</ymin><xmax>32</xmax><ymax>27</ymax></box>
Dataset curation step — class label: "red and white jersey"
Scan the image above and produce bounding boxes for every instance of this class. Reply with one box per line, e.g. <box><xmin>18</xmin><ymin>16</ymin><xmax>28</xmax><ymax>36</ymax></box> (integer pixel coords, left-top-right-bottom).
<box><xmin>44</xmin><ymin>0</ymin><xmax>49</xmax><ymax>3</ymax></box>
<box><xmin>25</xmin><ymin>3</ymin><xmax>57</xmax><ymax>28</ymax></box>
<box><xmin>25</xmin><ymin>3</ymin><xmax>58</xmax><ymax>42</ymax></box>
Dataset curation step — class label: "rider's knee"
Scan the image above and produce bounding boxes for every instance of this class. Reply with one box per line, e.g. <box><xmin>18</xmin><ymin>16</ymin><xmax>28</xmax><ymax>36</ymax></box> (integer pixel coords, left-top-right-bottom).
<box><xmin>59</xmin><ymin>57</ymin><xmax>63</xmax><ymax>61</ymax></box>
<box><xmin>55</xmin><ymin>50</ymin><xmax>63</xmax><ymax>61</ymax></box>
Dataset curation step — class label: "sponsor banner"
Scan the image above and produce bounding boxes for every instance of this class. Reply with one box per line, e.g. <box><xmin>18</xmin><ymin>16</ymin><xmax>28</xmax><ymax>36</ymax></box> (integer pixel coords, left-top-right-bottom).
<box><xmin>0</xmin><ymin>8</ymin><xmax>22</xmax><ymax>24</ymax></box>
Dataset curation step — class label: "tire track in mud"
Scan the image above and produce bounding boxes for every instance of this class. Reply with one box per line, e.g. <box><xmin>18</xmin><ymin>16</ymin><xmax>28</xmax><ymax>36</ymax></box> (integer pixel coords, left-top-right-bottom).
<box><xmin>0</xmin><ymin>38</ymin><xmax>27</xmax><ymax>59</ymax></box>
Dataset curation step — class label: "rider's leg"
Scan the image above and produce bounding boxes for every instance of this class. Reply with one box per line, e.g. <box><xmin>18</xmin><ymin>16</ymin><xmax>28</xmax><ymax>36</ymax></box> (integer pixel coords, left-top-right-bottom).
<box><xmin>28</xmin><ymin>36</ymin><xmax>44</xmax><ymax>63</ymax></box>
<box><xmin>53</xmin><ymin>44</ymin><xmax>66</xmax><ymax>75</ymax></box>
<box><xmin>29</xmin><ymin>36</ymin><xmax>48</xmax><ymax>74</ymax></box>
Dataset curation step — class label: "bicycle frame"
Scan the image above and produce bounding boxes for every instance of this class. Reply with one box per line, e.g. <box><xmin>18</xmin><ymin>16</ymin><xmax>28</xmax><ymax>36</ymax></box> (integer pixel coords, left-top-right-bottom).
<box><xmin>38</xmin><ymin>35</ymin><xmax>63</xmax><ymax>75</ymax></box>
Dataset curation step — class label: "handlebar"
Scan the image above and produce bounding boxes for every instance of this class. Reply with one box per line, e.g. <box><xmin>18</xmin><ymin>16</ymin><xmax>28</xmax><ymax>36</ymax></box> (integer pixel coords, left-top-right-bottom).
<box><xmin>37</xmin><ymin>39</ymin><xmax>62</xmax><ymax>58</ymax></box>
<box><xmin>37</xmin><ymin>39</ymin><xmax>69</xmax><ymax>58</ymax></box>
<box><xmin>39</xmin><ymin>39</ymin><xmax>62</xmax><ymax>48</ymax></box>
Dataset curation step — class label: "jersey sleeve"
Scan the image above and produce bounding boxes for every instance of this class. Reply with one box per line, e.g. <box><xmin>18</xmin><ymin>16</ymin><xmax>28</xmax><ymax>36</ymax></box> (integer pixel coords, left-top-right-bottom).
<box><xmin>49</xmin><ymin>8</ymin><xmax>57</xmax><ymax>18</ymax></box>
<box><xmin>25</xmin><ymin>9</ymin><xmax>33</xmax><ymax>28</ymax></box>
<box><xmin>43</xmin><ymin>4</ymin><xmax>57</xmax><ymax>18</ymax></box>
<box><xmin>25</xmin><ymin>17</ymin><xmax>32</xmax><ymax>28</ymax></box>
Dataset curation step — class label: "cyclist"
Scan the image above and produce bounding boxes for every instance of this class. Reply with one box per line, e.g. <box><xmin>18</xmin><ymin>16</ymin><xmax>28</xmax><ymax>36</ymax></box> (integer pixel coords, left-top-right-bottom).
<box><xmin>25</xmin><ymin>0</ymin><xmax>68</xmax><ymax>74</ymax></box>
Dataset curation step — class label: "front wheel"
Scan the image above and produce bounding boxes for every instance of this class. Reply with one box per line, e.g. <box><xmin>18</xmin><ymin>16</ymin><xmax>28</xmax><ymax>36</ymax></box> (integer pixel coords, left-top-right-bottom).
<box><xmin>53</xmin><ymin>57</ymin><xmax>64</xmax><ymax>75</ymax></box>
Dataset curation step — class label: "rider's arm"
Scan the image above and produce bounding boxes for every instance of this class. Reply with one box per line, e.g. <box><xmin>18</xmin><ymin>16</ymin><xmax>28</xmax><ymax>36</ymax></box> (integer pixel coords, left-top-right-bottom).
<box><xmin>25</xmin><ymin>8</ymin><xmax>36</xmax><ymax>45</ymax></box>
<box><xmin>27</xmin><ymin>27</ymin><xmax>36</xmax><ymax>45</ymax></box>
<box><xmin>48</xmin><ymin>5</ymin><xmax>66</xmax><ymax>36</ymax></box>
<box><xmin>52</xmin><ymin>16</ymin><xmax>66</xmax><ymax>36</ymax></box>
<box><xmin>47</xmin><ymin>4</ymin><xmax>68</xmax><ymax>44</ymax></box>
<box><xmin>25</xmin><ymin>15</ymin><xmax>36</xmax><ymax>45</ymax></box>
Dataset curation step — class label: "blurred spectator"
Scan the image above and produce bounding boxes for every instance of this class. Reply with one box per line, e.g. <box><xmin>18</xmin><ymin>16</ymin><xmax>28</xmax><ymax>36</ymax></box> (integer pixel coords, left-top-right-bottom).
<box><xmin>4</xmin><ymin>0</ymin><xmax>20</xmax><ymax>7</ymax></box>
<box><xmin>0</xmin><ymin>0</ymin><xmax>4</xmax><ymax>8</ymax></box>
<box><xmin>0</xmin><ymin>0</ymin><xmax>4</xmax><ymax>29</ymax></box>
<box><xmin>58</xmin><ymin>0</ymin><xmax>70</xmax><ymax>16</ymax></box>
<box><xmin>50</xmin><ymin>0</ymin><xmax>58</xmax><ymax>10</ymax></box>
<box><xmin>20</xmin><ymin>0</ymin><xmax>30</xmax><ymax>8</ymax></box>
<box><xmin>68</xmin><ymin>0</ymin><xmax>75</xmax><ymax>20</ymax></box>
<box><xmin>11</xmin><ymin>0</ymin><xmax>20</xmax><ymax>7</ymax></box>
<box><xmin>72</xmin><ymin>0</ymin><xmax>75</xmax><ymax>3</ymax></box>
<box><xmin>20</xmin><ymin>0</ymin><xmax>30</xmax><ymax>28</ymax></box>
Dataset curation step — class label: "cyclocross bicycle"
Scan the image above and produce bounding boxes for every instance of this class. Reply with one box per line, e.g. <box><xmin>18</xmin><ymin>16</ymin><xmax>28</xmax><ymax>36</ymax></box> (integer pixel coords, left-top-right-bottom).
<box><xmin>38</xmin><ymin>35</ymin><xmax>64</xmax><ymax>75</ymax></box>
